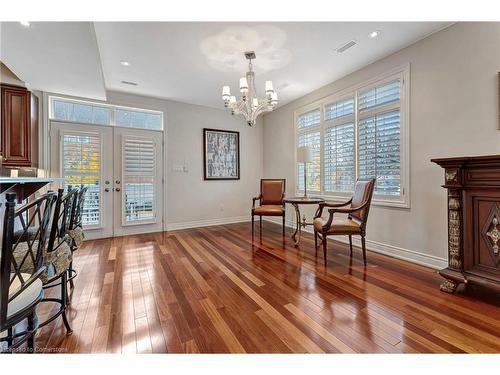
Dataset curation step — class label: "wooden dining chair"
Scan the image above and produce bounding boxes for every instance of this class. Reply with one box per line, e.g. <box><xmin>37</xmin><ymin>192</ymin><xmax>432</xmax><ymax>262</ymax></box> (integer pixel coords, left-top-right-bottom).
<box><xmin>251</xmin><ymin>179</ymin><xmax>286</xmax><ymax>238</ymax></box>
<box><xmin>313</xmin><ymin>178</ymin><xmax>376</xmax><ymax>265</ymax></box>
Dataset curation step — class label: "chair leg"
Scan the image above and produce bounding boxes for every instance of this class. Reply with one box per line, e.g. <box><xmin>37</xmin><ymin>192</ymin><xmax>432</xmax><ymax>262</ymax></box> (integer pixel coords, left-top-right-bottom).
<box><xmin>361</xmin><ymin>235</ymin><xmax>367</xmax><ymax>266</ymax></box>
<box><xmin>314</xmin><ymin>230</ymin><xmax>318</xmax><ymax>251</ymax></box>
<box><xmin>282</xmin><ymin>215</ymin><xmax>285</xmax><ymax>237</ymax></box>
<box><xmin>7</xmin><ymin>327</ymin><xmax>13</xmax><ymax>347</ymax></box>
<box><xmin>260</xmin><ymin>216</ymin><xmax>262</xmax><ymax>233</ymax></box>
<box><xmin>69</xmin><ymin>261</ymin><xmax>75</xmax><ymax>289</ymax></box>
<box><xmin>322</xmin><ymin>235</ymin><xmax>327</xmax><ymax>264</ymax></box>
<box><xmin>349</xmin><ymin>235</ymin><xmax>353</xmax><ymax>256</ymax></box>
<box><xmin>27</xmin><ymin>313</ymin><xmax>35</xmax><ymax>353</ymax></box>
<box><xmin>251</xmin><ymin>214</ymin><xmax>254</xmax><ymax>238</ymax></box>
<box><xmin>61</xmin><ymin>273</ymin><xmax>73</xmax><ymax>335</ymax></box>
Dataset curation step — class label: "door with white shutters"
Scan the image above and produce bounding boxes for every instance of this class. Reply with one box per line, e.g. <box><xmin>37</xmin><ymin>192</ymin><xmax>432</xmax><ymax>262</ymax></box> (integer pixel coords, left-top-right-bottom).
<box><xmin>50</xmin><ymin>122</ymin><xmax>114</xmax><ymax>239</ymax></box>
<box><xmin>50</xmin><ymin>122</ymin><xmax>163</xmax><ymax>238</ymax></box>
<box><xmin>112</xmin><ymin>127</ymin><xmax>163</xmax><ymax>236</ymax></box>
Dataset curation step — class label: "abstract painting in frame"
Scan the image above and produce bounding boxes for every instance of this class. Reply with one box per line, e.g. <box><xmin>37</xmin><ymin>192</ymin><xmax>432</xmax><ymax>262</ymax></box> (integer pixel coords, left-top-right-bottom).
<box><xmin>203</xmin><ymin>128</ymin><xmax>240</xmax><ymax>180</ymax></box>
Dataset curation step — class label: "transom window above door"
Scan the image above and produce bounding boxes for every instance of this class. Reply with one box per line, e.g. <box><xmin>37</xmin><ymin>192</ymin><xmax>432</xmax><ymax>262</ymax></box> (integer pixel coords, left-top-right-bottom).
<box><xmin>295</xmin><ymin>65</ymin><xmax>410</xmax><ymax>208</ymax></box>
<box><xmin>49</xmin><ymin>96</ymin><xmax>163</xmax><ymax>130</ymax></box>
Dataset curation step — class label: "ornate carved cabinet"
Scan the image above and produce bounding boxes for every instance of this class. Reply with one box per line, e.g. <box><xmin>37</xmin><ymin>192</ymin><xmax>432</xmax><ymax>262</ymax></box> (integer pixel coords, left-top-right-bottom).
<box><xmin>432</xmin><ymin>155</ymin><xmax>500</xmax><ymax>294</ymax></box>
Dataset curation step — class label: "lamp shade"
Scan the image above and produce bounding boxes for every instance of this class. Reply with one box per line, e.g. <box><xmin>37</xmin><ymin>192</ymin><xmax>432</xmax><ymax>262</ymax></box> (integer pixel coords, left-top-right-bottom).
<box><xmin>297</xmin><ymin>146</ymin><xmax>313</xmax><ymax>163</ymax></box>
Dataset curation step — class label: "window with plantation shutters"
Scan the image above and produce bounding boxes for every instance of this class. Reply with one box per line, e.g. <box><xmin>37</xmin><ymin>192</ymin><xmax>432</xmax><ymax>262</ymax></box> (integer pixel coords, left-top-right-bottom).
<box><xmin>62</xmin><ymin>133</ymin><xmax>101</xmax><ymax>226</ymax></box>
<box><xmin>297</xmin><ymin>109</ymin><xmax>321</xmax><ymax>129</ymax></box>
<box><xmin>324</xmin><ymin>123</ymin><xmax>355</xmax><ymax>193</ymax></box>
<box><xmin>296</xmin><ymin>109</ymin><xmax>321</xmax><ymax>193</ymax></box>
<box><xmin>325</xmin><ymin>97</ymin><xmax>354</xmax><ymax>120</ymax></box>
<box><xmin>359</xmin><ymin>79</ymin><xmax>400</xmax><ymax>111</ymax></box>
<box><xmin>358</xmin><ymin>110</ymin><xmax>401</xmax><ymax>195</ymax></box>
<box><xmin>294</xmin><ymin>67</ymin><xmax>409</xmax><ymax>207</ymax></box>
<box><xmin>122</xmin><ymin>138</ymin><xmax>156</xmax><ymax>224</ymax></box>
<box><xmin>297</xmin><ymin>131</ymin><xmax>321</xmax><ymax>192</ymax></box>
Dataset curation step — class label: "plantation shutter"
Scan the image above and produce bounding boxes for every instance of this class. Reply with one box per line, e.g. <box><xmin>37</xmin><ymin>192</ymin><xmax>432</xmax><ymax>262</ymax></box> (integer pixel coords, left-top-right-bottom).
<box><xmin>297</xmin><ymin>109</ymin><xmax>321</xmax><ymax>192</ymax></box>
<box><xmin>324</xmin><ymin>97</ymin><xmax>354</xmax><ymax>120</ymax></box>
<box><xmin>123</xmin><ymin>138</ymin><xmax>156</xmax><ymax>224</ymax></box>
<box><xmin>358</xmin><ymin>110</ymin><xmax>401</xmax><ymax>196</ymax></box>
<box><xmin>324</xmin><ymin>123</ymin><xmax>355</xmax><ymax>193</ymax></box>
<box><xmin>358</xmin><ymin>79</ymin><xmax>400</xmax><ymax>111</ymax></box>
<box><xmin>62</xmin><ymin>133</ymin><xmax>101</xmax><ymax>226</ymax></box>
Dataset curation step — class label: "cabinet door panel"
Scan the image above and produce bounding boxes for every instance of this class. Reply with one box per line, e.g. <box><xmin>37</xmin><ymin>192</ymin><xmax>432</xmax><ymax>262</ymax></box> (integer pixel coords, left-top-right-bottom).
<box><xmin>1</xmin><ymin>85</ymin><xmax>31</xmax><ymax>166</ymax></box>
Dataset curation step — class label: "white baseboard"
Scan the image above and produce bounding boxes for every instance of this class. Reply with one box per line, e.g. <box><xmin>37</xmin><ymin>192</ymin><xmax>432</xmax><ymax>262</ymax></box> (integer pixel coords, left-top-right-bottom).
<box><xmin>264</xmin><ymin>217</ymin><xmax>447</xmax><ymax>270</ymax></box>
<box><xmin>166</xmin><ymin>215</ymin><xmax>250</xmax><ymax>231</ymax></box>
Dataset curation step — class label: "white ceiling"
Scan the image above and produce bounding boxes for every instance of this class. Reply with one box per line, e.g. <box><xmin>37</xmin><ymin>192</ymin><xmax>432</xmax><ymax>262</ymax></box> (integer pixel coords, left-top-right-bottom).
<box><xmin>0</xmin><ymin>22</ymin><xmax>106</xmax><ymax>100</ymax></box>
<box><xmin>1</xmin><ymin>22</ymin><xmax>451</xmax><ymax>108</ymax></box>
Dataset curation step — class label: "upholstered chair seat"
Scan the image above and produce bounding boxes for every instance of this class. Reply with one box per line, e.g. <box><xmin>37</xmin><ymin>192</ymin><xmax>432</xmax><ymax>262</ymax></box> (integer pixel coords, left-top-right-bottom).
<box><xmin>0</xmin><ymin>273</ymin><xmax>43</xmax><ymax>318</ymax></box>
<box><xmin>12</xmin><ymin>240</ymin><xmax>72</xmax><ymax>284</ymax></box>
<box><xmin>253</xmin><ymin>205</ymin><xmax>285</xmax><ymax>216</ymax></box>
<box><xmin>313</xmin><ymin>217</ymin><xmax>361</xmax><ymax>234</ymax></box>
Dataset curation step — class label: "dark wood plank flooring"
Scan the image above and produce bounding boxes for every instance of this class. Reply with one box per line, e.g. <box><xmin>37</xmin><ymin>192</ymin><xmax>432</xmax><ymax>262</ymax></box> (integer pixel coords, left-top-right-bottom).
<box><xmin>34</xmin><ymin>222</ymin><xmax>500</xmax><ymax>353</ymax></box>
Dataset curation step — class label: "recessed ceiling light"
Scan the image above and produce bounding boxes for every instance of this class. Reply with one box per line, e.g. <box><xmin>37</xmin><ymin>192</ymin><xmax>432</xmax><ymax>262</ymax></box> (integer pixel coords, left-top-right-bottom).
<box><xmin>121</xmin><ymin>80</ymin><xmax>138</xmax><ymax>86</ymax></box>
<box><xmin>368</xmin><ymin>30</ymin><xmax>380</xmax><ymax>39</ymax></box>
<box><xmin>20</xmin><ymin>21</ymin><xmax>31</xmax><ymax>27</ymax></box>
<box><xmin>120</xmin><ymin>61</ymin><xmax>131</xmax><ymax>67</ymax></box>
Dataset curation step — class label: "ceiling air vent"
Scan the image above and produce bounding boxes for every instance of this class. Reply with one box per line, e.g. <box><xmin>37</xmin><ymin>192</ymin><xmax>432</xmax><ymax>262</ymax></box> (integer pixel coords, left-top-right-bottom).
<box><xmin>121</xmin><ymin>80</ymin><xmax>138</xmax><ymax>86</ymax></box>
<box><xmin>336</xmin><ymin>40</ymin><xmax>357</xmax><ymax>53</ymax></box>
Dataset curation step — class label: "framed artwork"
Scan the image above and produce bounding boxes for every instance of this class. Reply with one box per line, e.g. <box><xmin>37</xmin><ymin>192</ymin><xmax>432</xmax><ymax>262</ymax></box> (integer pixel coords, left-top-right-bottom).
<box><xmin>203</xmin><ymin>128</ymin><xmax>240</xmax><ymax>180</ymax></box>
<box><xmin>498</xmin><ymin>72</ymin><xmax>500</xmax><ymax>129</ymax></box>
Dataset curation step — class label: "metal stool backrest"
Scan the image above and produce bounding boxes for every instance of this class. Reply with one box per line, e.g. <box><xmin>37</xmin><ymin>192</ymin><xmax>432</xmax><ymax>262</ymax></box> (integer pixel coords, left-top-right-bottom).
<box><xmin>47</xmin><ymin>188</ymin><xmax>78</xmax><ymax>253</ymax></box>
<box><xmin>69</xmin><ymin>185</ymin><xmax>88</xmax><ymax>230</ymax></box>
<box><xmin>0</xmin><ymin>192</ymin><xmax>57</xmax><ymax>328</ymax></box>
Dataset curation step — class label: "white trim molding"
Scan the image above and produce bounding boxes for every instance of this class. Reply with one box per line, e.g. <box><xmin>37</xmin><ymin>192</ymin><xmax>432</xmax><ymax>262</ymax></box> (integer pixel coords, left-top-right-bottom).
<box><xmin>166</xmin><ymin>216</ymin><xmax>250</xmax><ymax>231</ymax></box>
<box><xmin>264</xmin><ymin>217</ymin><xmax>446</xmax><ymax>270</ymax></box>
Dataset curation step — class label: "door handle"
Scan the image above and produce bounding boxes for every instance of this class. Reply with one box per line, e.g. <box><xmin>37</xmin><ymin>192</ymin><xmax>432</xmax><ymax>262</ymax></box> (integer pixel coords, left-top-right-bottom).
<box><xmin>115</xmin><ymin>188</ymin><xmax>121</xmax><ymax>192</ymax></box>
<box><xmin>104</xmin><ymin>188</ymin><xmax>110</xmax><ymax>192</ymax></box>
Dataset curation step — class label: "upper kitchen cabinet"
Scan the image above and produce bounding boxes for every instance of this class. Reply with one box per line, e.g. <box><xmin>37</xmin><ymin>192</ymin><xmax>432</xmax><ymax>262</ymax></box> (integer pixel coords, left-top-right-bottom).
<box><xmin>1</xmin><ymin>83</ymin><xmax>35</xmax><ymax>167</ymax></box>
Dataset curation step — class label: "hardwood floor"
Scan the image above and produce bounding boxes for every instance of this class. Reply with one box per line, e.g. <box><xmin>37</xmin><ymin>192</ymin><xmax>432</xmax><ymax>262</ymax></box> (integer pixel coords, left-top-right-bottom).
<box><xmin>34</xmin><ymin>222</ymin><xmax>500</xmax><ymax>353</ymax></box>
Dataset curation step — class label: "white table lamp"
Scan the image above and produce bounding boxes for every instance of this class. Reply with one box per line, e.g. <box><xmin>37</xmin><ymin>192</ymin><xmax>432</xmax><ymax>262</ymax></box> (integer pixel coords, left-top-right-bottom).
<box><xmin>297</xmin><ymin>146</ymin><xmax>313</xmax><ymax>198</ymax></box>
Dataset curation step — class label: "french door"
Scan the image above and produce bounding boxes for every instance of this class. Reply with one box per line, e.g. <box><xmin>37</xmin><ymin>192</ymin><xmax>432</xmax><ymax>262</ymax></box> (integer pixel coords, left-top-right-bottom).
<box><xmin>50</xmin><ymin>121</ymin><xmax>163</xmax><ymax>239</ymax></box>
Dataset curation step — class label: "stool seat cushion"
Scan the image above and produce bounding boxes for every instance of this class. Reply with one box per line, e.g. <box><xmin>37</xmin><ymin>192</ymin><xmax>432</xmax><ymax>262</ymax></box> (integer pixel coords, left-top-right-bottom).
<box><xmin>12</xmin><ymin>241</ymin><xmax>72</xmax><ymax>284</ymax></box>
<box><xmin>68</xmin><ymin>227</ymin><xmax>85</xmax><ymax>248</ymax></box>
<box><xmin>0</xmin><ymin>273</ymin><xmax>43</xmax><ymax>318</ymax></box>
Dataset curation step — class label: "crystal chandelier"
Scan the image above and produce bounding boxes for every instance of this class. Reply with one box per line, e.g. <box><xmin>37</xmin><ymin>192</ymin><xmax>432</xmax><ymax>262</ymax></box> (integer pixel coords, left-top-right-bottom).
<box><xmin>221</xmin><ymin>51</ymin><xmax>278</xmax><ymax>126</ymax></box>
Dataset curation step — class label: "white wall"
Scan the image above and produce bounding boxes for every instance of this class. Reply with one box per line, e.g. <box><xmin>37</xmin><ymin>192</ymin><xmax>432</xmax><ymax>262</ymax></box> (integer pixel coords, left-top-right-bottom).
<box><xmin>105</xmin><ymin>91</ymin><xmax>263</xmax><ymax>230</ymax></box>
<box><xmin>262</xmin><ymin>22</ymin><xmax>500</xmax><ymax>268</ymax></box>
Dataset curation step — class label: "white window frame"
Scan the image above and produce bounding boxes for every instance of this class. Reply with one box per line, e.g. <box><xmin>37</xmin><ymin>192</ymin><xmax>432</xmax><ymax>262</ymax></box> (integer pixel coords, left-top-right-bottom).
<box><xmin>48</xmin><ymin>95</ymin><xmax>164</xmax><ymax>130</ymax></box>
<box><xmin>294</xmin><ymin>64</ymin><xmax>410</xmax><ymax>208</ymax></box>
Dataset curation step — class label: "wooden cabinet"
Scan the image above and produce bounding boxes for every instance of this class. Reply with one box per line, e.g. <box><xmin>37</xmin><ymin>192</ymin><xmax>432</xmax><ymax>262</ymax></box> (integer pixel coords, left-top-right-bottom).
<box><xmin>1</xmin><ymin>84</ymin><xmax>32</xmax><ymax>166</ymax></box>
<box><xmin>432</xmin><ymin>155</ymin><xmax>500</xmax><ymax>295</ymax></box>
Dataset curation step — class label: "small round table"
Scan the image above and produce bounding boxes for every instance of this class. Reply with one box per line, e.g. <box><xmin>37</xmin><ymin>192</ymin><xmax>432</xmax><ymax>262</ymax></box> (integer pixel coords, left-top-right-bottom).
<box><xmin>283</xmin><ymin>196</ymin><xmax>325</xmax><ymax>246</ymax></box>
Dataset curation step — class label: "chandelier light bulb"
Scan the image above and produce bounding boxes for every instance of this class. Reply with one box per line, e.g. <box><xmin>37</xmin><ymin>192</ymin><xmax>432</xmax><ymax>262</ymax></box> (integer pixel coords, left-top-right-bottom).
<box><xmin>271</xmin><ymin>92</ymin><xmax>278</xmax><ymax>104</ymax></box>
<box><xmin>239</xmin><ymin>77</ymin><xmax>249</xmax><ymax>93</ymax></box>
<box><xmin>222</xmin><ymin>86</ymin><xmax>231</xmax><ymax>101</ymax></box>
<box><xmin>265</xmin><ymin>80</ymin><xmax>274</xmax><ymax>95</ymax></box>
